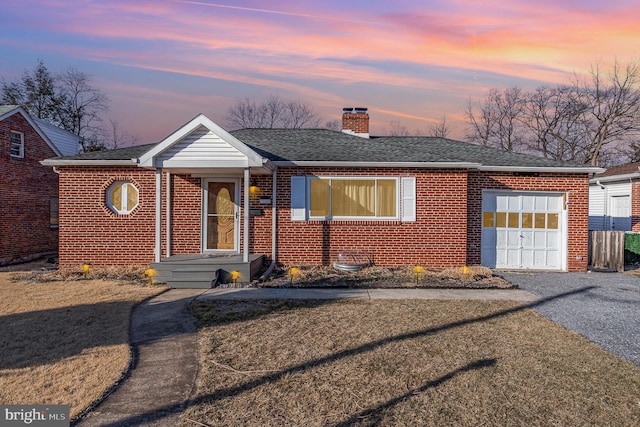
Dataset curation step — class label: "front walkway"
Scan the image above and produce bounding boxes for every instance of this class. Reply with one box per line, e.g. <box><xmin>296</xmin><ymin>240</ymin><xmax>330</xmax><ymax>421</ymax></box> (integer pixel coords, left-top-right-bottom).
<box><xmin>74</xmin><ymin>286</ymin><xmax>536</xmax><ymax>425</ymax></box>
<box><xmin>198</xmin><ymin>287</ymin><xmax>537</xmax><ymax>301</ymax></box>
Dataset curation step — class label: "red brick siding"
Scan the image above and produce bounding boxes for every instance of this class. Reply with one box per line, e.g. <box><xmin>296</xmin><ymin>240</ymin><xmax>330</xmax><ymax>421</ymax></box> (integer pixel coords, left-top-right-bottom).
<box><xmin>56</xmin><ymin>166</ymin><xmax>590</xmax><ymax>272</ymax></box>
<box><xmin>57</xmin><ymin>166</ymin><xmax>158</xmax><ymax>268</ymax></box>
<box><xmin>632</xmin><ymin>181</ymin><xmax>640</xmax><ymax>232</ymax></box>
<box><xmin>341</xmin><ymin>112</ymin><xmax>369</xmax><ymax>134</ymax></box>
<box><xmin>248</xmin><ymin>175</ymin><xmax>274</xmax><ymax>255</ymax></box>
<box><xmin>169</xmin><ymin>174</ymin><xmax>202</xmax><ymax>254</ymax></box>
<box><xmin>0</xmin><ymin>113</ymin><xmax>59</xmax><ymax>265</ymax></box>
<box><xmin>466</xmin><ymin>171</ymin><xmax>589</xmax><ymax>272</ymax></box>
<box><xmin>272</xmin><ymin>168</ymin><xmax>468</xmax><ymax>269</ymax></box>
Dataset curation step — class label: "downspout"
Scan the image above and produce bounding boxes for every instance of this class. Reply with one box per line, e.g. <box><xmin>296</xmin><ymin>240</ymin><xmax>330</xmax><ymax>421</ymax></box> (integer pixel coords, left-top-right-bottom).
<box><xmin>596</xmin><ymin>180</ymin><xmax>608</xmax><ymax>230</ymax></box>
<box><xmin>166</xmin><ymin>172</ymin><xmax>171</xmax><ymax>258</ymax></box>
<box><xmin>155</xmin><ymin>168</ymin><xmax>162</xmax><ymax>262</ymax></box>
<box><xmin>243</xmin><ymin>168</ymin><xmax>250</xmax><ymax>263</ymax></box>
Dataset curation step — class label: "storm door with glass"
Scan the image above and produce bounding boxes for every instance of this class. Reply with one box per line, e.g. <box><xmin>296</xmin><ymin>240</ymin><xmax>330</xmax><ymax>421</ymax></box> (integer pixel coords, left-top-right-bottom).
<box><xmin>204</xmin><ymin>180</ymin><xmax>239</xmax><ymax>251</ymax></box>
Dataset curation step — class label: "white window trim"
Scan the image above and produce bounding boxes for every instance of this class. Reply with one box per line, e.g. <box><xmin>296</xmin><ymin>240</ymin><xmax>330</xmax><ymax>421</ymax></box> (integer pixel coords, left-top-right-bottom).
<box><xmin>290</xmin><ymin>175</ymin><xmax>416</xmax><ymax>222</ymax></box>
<box><xmin>306</xmin><ymin>176</ymin><xmax>400</xmax><ymax>221</ymax></box>
<box><xmin>106</xmin><ymin>181</ymin><xmax>139</xmax><ymax>215</ymax></box>
<box><xmin>10</xmin><ymin>131</ymin><xmax>24</xmax><ymax>158</ymax></box>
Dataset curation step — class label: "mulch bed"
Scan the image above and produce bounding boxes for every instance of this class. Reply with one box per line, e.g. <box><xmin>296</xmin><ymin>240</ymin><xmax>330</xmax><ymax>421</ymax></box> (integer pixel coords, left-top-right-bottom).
<box><xmin>257</xmin><ymin>265</ymin><xmax>515</xmax><ymax>289</ymax></box>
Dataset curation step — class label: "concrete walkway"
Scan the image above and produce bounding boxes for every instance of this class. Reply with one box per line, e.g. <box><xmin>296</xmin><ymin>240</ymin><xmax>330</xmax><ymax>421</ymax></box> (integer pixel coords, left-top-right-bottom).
<box><xmin>73</xmin><ymin>286</ymin><xmax>536</xmax><ymax>426</ymax></box>
<box><xmin>199</xmin><ymin>286</ymin><xmax>537</xmax><ymax>301</ymax></box>
<box><xmin>75</xmin><ymin>289</ymin><xmax>205</xmax><ymax>427</ymax></box>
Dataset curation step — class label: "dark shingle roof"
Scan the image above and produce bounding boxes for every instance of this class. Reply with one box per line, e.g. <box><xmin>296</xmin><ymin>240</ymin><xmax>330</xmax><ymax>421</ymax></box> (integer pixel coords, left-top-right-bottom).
<box><xmin>49</xmin><ymin>128</ymin><xmax>595</xmax><ymax>171</ymax></box>
<box><xmin>232</xmin><ymin>128</ymin><xmax>591</xmax><ymax>169</ymax></box>
<box><xmin>595</xmin><ymin>161</ymin><xmax>640</xmax><ymax>178</ymax></box>
<box><xmin>53</xmin><ymin>143</ymin><xmax>158</xmax><ymax>161</ymax></box>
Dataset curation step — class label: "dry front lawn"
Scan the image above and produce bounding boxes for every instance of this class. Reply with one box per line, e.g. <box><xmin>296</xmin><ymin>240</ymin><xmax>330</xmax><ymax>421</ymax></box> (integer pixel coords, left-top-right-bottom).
<box><xmin>185</xmin><ymin>299</ymin><xmax>640</xmax><ymax>426</ymax></box>
<box><xmin>0</xmin><ymin>272</ymin><xmax>166</xmax><ymax>420</ymax></box>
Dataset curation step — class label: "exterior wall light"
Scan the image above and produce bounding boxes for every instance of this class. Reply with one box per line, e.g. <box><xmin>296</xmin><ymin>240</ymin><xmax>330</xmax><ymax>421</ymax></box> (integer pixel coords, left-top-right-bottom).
<box><xmin>249</xmin><ymin>180</ymin><xmax>261</xmax><ymax>196</ymax></box>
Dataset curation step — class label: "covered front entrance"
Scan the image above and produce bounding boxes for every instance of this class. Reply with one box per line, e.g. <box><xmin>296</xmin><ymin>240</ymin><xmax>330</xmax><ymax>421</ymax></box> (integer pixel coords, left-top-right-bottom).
<box><xmin>135</xmin><ymin>114</ymin><xmax>275</xmax><ymax>285</ymax></box>
<box><xmin>481</xmin><ymin>191</ymin><xmax>567</xmax><ymax>270</ymax></box>
<box><xmin>204</xmin><ymin>180</ymin><xmax>239</xmax><ymax>252</ymax></box>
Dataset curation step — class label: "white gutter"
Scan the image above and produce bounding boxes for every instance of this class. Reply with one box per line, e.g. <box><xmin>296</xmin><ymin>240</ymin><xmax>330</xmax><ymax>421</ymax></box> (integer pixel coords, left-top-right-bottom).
<box><xmin>272</xmin><ymin>161</ymin><xmax>481</xmax><ymax>168</ymax></box>
<box><xmin>41</xmin><ymin>159</ymin><xmax>137</xmax><ymax>166</ymax></box>
<box><xmin>589</xmin><ymin>172</ymin><xmax>640</xmax><ymax>184</ymax></box>
<box><xmin>477</xmin><ymin>165</ymin><xmax>604</xmax><ymax>174</ymax></box>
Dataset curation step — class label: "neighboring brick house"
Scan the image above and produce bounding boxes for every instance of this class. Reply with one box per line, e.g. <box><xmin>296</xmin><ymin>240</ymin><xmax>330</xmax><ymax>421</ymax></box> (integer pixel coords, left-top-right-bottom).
<box><xmin>43</xmin><ymin>109</ymin><xmax>601</xmax><ymax>286</ymax></box>
<box><xmin>0</xmin><ymin>105</ymin><xmax>81</xmax><ymax>266</ymax></box>
<box><xmin>588</xmin><ymin>161</ymin><xmax>640</xmax><ymax>232</ymax></box>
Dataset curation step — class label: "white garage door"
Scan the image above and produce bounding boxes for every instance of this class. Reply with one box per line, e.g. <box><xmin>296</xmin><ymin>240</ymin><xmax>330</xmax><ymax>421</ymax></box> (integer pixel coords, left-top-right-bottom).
<box><xmin>481</xmin><ymin>192</ymin><xmax>566</xmax><ymax>270</ymax></box>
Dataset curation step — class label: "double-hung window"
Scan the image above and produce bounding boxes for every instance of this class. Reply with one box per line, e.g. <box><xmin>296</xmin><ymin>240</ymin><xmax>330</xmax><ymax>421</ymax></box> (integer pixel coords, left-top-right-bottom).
<box><xmin>10</xmin><ymin>131</ymin><xmax>24</xmax><ymax>158</ymax></box>
<box><xmin>291</xmin><ymin>176</ymin><xmax>416</xmax><ymax>221</ymax></box>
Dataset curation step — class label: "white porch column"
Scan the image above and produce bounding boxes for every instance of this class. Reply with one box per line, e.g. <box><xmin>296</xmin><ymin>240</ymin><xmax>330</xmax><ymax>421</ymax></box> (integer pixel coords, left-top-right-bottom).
<box><xmin>243</xmin><ymin>168</ymin><xmax>250</xmax><ymax>263</ymax></box>
<box><xmin>155</xmin><ymin>168</ymin><xmax>162</xmax><ymax>263</ymax></box>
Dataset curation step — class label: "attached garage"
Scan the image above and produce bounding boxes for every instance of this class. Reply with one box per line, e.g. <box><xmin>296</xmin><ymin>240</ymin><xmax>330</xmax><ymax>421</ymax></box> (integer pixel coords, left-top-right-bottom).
<box><xmin>481</xmin><ymin>191</ymin><xmax>567</xmax><ymax>270</ymax></box>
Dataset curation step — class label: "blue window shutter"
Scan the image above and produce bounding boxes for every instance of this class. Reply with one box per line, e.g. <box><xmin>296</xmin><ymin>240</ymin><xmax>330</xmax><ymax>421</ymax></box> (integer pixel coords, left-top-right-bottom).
<box><xmin>401</xmin><ymin>177</ymin><xmax>416</xmax><ymax>222</ymax></box>
<box><xmin>291</xmin><ymin>176</ymin><xmax>306</xmax><ymax>221</ymax></box>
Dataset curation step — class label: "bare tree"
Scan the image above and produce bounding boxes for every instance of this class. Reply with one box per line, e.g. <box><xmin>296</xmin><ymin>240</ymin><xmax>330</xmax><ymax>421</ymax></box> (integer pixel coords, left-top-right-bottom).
<box><xmin>573</xmin><ymin>61</ymin><xmax>640</xmax><ymax>165</ymax></box>
<box><xmin>324</xmin><ymin>119</ymin><xmax>341</xmax><ymax>131</ymax></box>
<box><xmin>283</xmin><ymin>99</ymin><xmax>320</xmax><ymax>128</ymax></box>
<box><xmin>523</xmin><ymin>85</ymin><xmax>587</xmax><ymax>161</ymax></box>
<box><xmin>389</xmin><ymin>120</ymin><xmax>410</xmax><ymax>136</ymax></box>
<box><xmin>226</xmin><ymin>95</ymin><xmax>320</xmax><ymax>129</ymax></box>
<box><xmin>108</xmin><ymin>119</ymin><xmax>139</xmax><ymax>149</ymax></box>
<box><xmin>2</xmin><ymin>59</ymin><xmax>59</xmax><ymax>121</ymax></box>
<box><xmin>426</xmin><ymin>116</ymin><xmax>450</xmax><ymax>138</ymax></box>
<box><xmin>2</xmin><ymin>59</ymin><xmax>112</xmax><ymax>151</ymax></box>
<box><xmin>466</xmin><ymin>87</ymin><xmax>526</xmax><ymax>152</ymax></box>
<box><xmin>56</xmin><ymin>68</ymin><xmax>110</xmax><ymax>151</ymax></box>
<box><xmin>466</xmin><ymin>60</ymin><xmax>640</xmax><ymax>165</ymax></box>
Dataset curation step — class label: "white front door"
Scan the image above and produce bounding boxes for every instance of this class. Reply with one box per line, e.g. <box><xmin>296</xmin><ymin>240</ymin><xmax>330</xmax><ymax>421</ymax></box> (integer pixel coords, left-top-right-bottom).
<box><xmin>203</xmin><ymin>179</ymin><xmax>240</xmax><ymax>252</ymax></box>
<box><xmin>609</xmin><ymin>195</ymin><xmax>631</xmax><ymax>231</ymax></box>
<box><xmin>482</xmin><ymin>192</ymin><xmax>566</xmax><ymax>270</ymax></box>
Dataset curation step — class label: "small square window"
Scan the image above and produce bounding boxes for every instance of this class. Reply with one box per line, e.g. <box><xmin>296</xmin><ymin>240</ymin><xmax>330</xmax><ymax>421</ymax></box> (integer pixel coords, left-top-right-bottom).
<box><xmin>10</xmin><ymin>131</ymin><xmax>24</xmax><ymax>158</ymax></box>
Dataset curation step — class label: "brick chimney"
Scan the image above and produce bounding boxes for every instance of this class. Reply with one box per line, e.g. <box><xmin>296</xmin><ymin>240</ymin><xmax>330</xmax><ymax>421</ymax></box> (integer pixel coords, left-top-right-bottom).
<box><xmin>341</xmin><ymin>107</ymin><xmax>369</xmax><ymax>138</ymax></box>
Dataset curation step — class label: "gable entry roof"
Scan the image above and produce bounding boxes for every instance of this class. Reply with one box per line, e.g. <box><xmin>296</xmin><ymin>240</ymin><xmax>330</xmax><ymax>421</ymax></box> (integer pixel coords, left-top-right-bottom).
<box><xmin>42</xmin><ymin>113</ymin><xmax>604</xmax><ymax>174</ymax></box>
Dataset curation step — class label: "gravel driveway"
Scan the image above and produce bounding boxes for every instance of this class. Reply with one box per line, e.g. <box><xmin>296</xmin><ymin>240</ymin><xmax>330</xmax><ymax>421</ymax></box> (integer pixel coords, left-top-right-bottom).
<box><xmin>501</xmin><ymin>271</ymin><xmax>640</xmax><ymax>366</ymax></box>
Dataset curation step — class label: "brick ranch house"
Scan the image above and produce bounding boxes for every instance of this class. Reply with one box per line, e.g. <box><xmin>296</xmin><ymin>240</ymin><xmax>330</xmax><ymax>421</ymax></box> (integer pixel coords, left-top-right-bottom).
<box><xmin>1</xmin><ymin>105</ymin><xmax>81</xmax><ymax>266</ymax></box>
<box><xmin>42</xmin><ymin>109</ymin><xmax>602</xmax><ymax>287</ymax></box>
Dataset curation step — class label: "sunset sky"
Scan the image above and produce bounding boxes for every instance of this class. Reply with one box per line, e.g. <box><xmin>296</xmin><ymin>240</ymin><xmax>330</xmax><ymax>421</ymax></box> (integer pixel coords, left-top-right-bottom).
<box><xmin>1</xmin><ymin>0</ymin><xmax>638</xmax><ymax>143</ymax></box>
